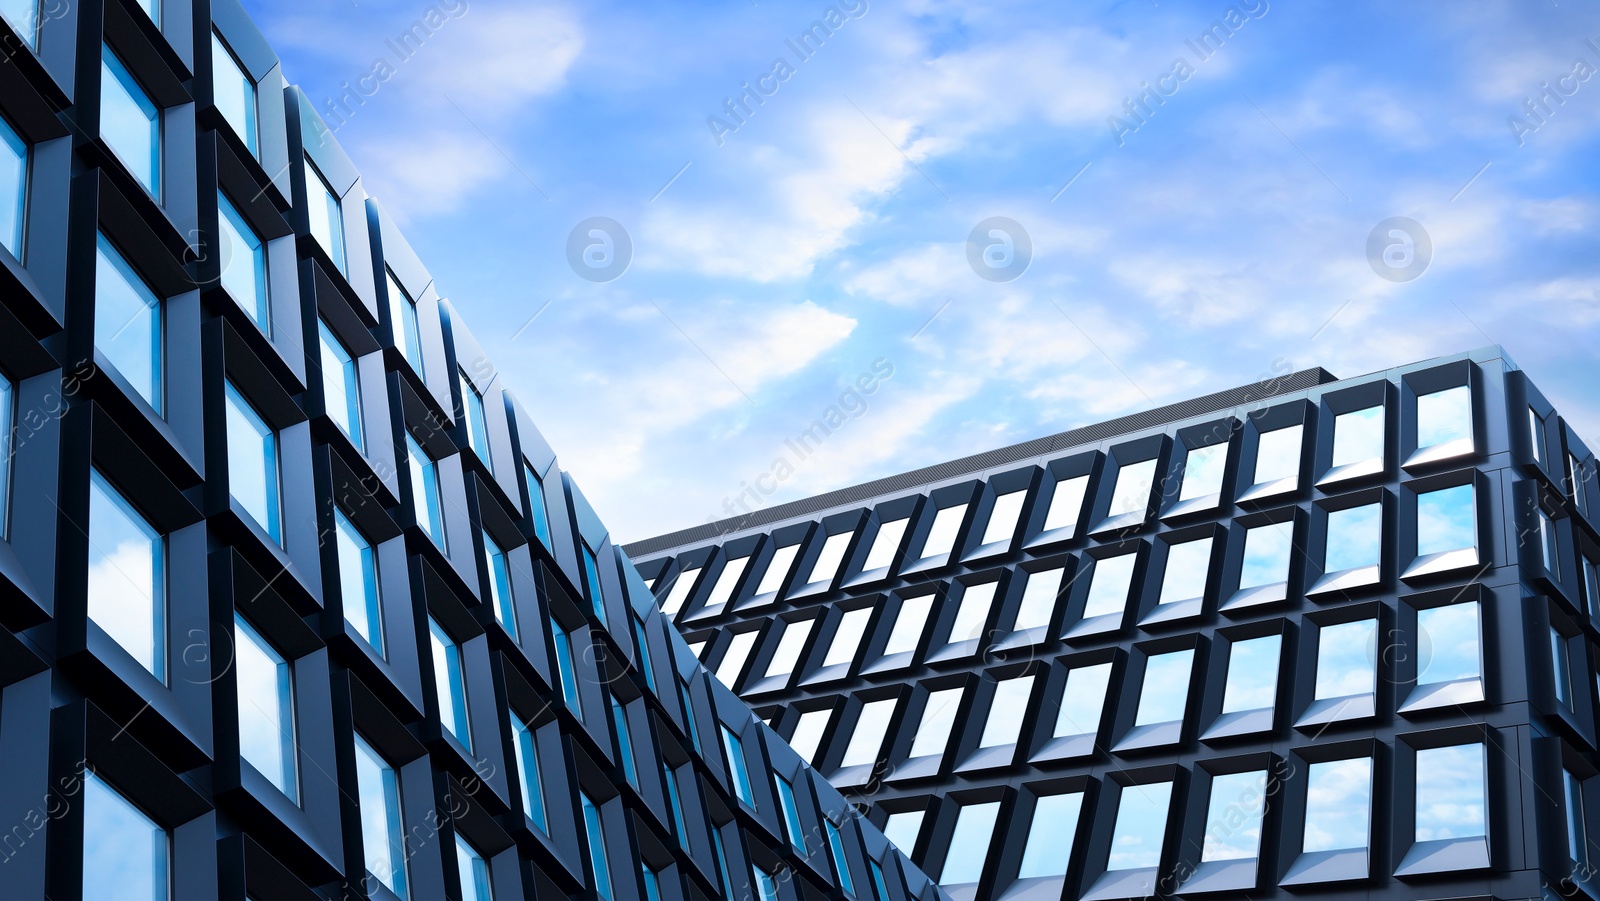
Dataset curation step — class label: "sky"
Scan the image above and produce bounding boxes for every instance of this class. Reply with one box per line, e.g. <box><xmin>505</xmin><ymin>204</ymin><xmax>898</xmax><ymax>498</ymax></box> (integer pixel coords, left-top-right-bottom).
<box><xmin>239</xmin><ymin>0</ymin><xmax>1600</xmax><ymax>543</ymax></box>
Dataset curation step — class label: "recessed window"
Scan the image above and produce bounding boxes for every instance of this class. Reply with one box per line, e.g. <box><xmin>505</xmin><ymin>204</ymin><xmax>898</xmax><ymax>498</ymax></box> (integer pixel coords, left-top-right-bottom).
<box><xmin>1416</xmin><ymin>743</ymin><xmax>1486</xmax><ymax>841</ymax></box>
<box><xmin>580</xmin><ymin>793</ymin><xmax>613</xmax><ymax>900</ymax></box>
<box><xmin>703</xmin><ymin>553</ymin><xmax>750</xmax><ymax>614</ymax></box>
<box><xmin>1332</xmin><ymin>406</ymin><xmax>1384</xmax><ymax>469</ymax></box>
<box><xmin>762</xmin><ymin>618</ymin><xmax>814</xmax><ymax>679</ymax></box>
<box><xmin>611</xmin><ymin>695</ymin><xmax>637</xmax><ymax>787</ymax></box>
<box><xmin>1569</xmin><ymin>454</ymin><xmax>1587</xmax><ymax>508</ymax></box>
<box><xmin>581</xmin><ymin>542</ymin><xmax>605</xmax><ymax>624</ymax></box>
<box><xmin>305</xmin><ymin>158</ymin><xmax>346</xmax><ymax>274</ymax></box>
<box><xmin>0</xmin><ymin>374</ymin><xmax>9</xmax><ymax>535</ymax></box>
<box><xmin>663</xmin><ymin>763</ymin><xmax>688</xmax><ymax>841</ymax></box>
<box><xmin>1538</xmin><ymin>511</ymin><xmax>1560</xmax><ymax>573</ymax></box>
<box><xmin>1416</xmin><ymin>385</ymin><xmax>1472</xmax><ymax>456</ymax></box>
<box><xmin>1017</xmin><ymin>792</ymin><xmax>1082</xmax><ymax>878</ymax></box>
<box><xmin>1566</xmin><ymin>769</ymin><xmax>1588</xmax><ymax>865</ymax></box>
<box><xmin>979</xmin><ymin>675</ymin><xmax>1033</xmax><ymax>748</ymax></box>
<box><xmin>1042</xmin><ymin>473</ymin><xmax>1089</xmax><ymax>534</ymax></box>
<box><xmin>95</xmin><ymin>235</ymin><xmax>162</xmax><ymax>412</ymax></box>
<box><xmin>1013</xmin><ymin>566</ymin><xmax>1064</xmax><ymax>632</ymax></box>
<box><xmin>1053</xmin><ymin>662</ymin><xmax>1112</xmax><ymax>737</ymax></box>
<box><xmin>631</xmin><ymin>617</ymin><xmax>656</xmax><ymax>693</ymax></box>
<box><xmin>1082</xmin><ymin>552</ymin><xmax>1137</xmax><ymax>619</ymax></box>
<box><xmin>907</xmin><ymin>686</ymin><xmax>964</xmax><ymax>758</ymax></box>
<box><xmin>825</xmin><ymin>819</ymin><xmax>856</xmax><ymax>896</ymax></box>
<box><xmin>1180</xmin><ymin>443</ymin><xmax>1227</xmax><ymax>501</ymax></box>
<box><xmin>640</xmin><ymin>864</ymin><xmax>661</xmax><ymax>901</ymax></box>
<box><xmin>0</xmin><ymin>113</ymin><xmax>24</xmax><ymax>256</ymax></box>
<box><xmin>1303</xmin><ymin>758</ymin><xmax>1372</xmax><ymax>852</ymax></box>
<box><xmin>482</xmin><ymin>531</ymin><xmax>515</xmax><ymax>639</ymax></box>
<box><xmin>807</xmin><ymin>529</ymin><xmax>853</xmax><ymax>586</ymax></box>
<box><xmin>211</xmin><ymin>31</ymin><xmax>257</xmax><ymax>154</ymax></box>
<box><xmin>883</xmin><ymin>594</ymin><xmax>934</xmax><ymax>656</ymax></box>
<box><xmin>387</xmin><ymin>270</ymin><xmax>425</xmax><ymax>378</ymax></box>
<box><xmin>1107</xmin><ymin>782</ymin><xmax>1172</xmax><ymax>870</ymax></box>
<box><xmin>1417</xmin><ymin>603</ymin><xmax>1480</xmax><ymax>688</ymax></box>
<box><xmin>1416</xmin><ymin>483</ymin><xmax>1476</xmax><ymax>561</ymax></box>
<box><xmin>676</xmin><ymin>680</ymin><xmax>699</xmax><ymax>750</ymax></box>
<box><xmin>1238</xmin><ymin>521</ymin><xmax>1293</xmax><ymax>591</ymax></box>
<box><xmin>1250</xmin><ymin>423</ymin><xmax>1302</xmax><ymax>491</ymax></box>
<box><xmin>1552</xmin><ymin>626</ymin><xmax>1574</xmax><ymax>708</ymax></box>
<box><xmin>714</xmin><ymin>629</ymin><xmax>758</xmax><ymax>688</ymax></box>
<box><xmin>353</xmin><ymin>735</ymin><xmax>407</xmax><ymax>899</ymax></box>
<box><xmin>82</xmin><ymin>773</ymin><xmax>168</xmax><ymax>901</ymax></box>
<box><xmin>454</xmin><ymin>836</ymin><xmax>492</xmax><ymax>901</ymax></box>
<box><xmin>920</xmin><ymin>503</ymin><xmax>967</xmax><ymax>559</ymax></box>
<box><xmin>839</xmin><ymin>698</ymin><xmax>897</xmax><ymax>768</ymax></box>
<box><xmin>870</xmin><ymin>862</ymin><xmax>893</xmax><ymax>901</ymax></box>
<box><xmin>235</xmin><ymin>615</ymin><xmax>297</xmax><ymax>802</ymax></box>
<box><xmin>823</xmin><ymin>606</ymin><xmax>873</xmax><ymax>667</ymax></box>
<box><xmin>752</xmin><ymin>865</ymin><xmax>780</xmax><ymax>901</ymax></box>
<box><xmin>1315</xmin><ymin>619</ymin><xmax>1376</xmax><ymax>701</ymax></box>
<box><xmin>405</xmin><ymin>435</ymin><xmax>445</xmax><ymax>550</ymax></box>
<box><xmin>883</xmin><ymin>810</ymin><xmax>923</xmax><ymax>854</ymax></box>
<box><xmin>755</xmin><ymin>543</ymin><xmax>799</xmax><ymax>595</ymax></box>
<box><xmin>940</xmin><ymin>800</ymin><xmax>1000</xmax><ymax>884</ymax></box>
<box><xmin>1108</xmin><ymin>458</ymin><xmax>1157</xmax><ymax>517</ymax></box>
<box><xmin>523</xmin><ymin>460</ymin><xmax>550</xmax><ymax>548</ymax></box>
<box><xmin>428</xmin><ymin>618</ymin><xmax>471</xmax><ymax>750</ymax></box>
<box><xmin>1158</xmin><ymin>536</ymin><xmax>1212</xmax><ymax>606</ymax></box>
<box><xmin>1530</xmin><ymin>408</ymin><xmax>1548</xmax><ymax>464</ymax></box>
<box><xmin>134</xmin><ymin>0</ymin><xmax>158</xmax><ymax>24</ymax></box>
<box><xmin>1221</xmin><ymin>635</ymin><xmax>1281</xmax><ymax>714</ymax></box>
<box><xmin>775</xmin><ymin>775</ymin><xmax>806</xmax><ymax>852</ymax></box>
<box><xmin>509</xmin><ymin>712</ymin><xmax>546</xmax><ymax>832</ymax></box>
<box><xmin>711</xmin><ymin>824</ymin><xmax>734</xmax><ymax>898</ymax></box>
<box><xmin>87</xmin><ymin>470</ymin><xmax>165</xmax><ymax>679</ymax></box>
<box><xmin>658</xmin><ymin>566</ymin><xmax>700</xmax><ymax>616</ymax></box>
<box><xmin>457</xmin><ymin>368</ymin><xmax>490</xmax><ymax>466</ymax></box>
<box><xmin>216</xmin><ymin>193</ymin><xmax>268</xmax><ymax>334</ymax></box>
<box><xmin>721</xmin><ymin>726</ymin><xmax>755</xmax><ymax>806</ymax></box>
<box><xmin>980</xmin><ymin>489</ymin><xmax>1026</xmax><ymax>546</ymax></box>
<box><xmin>1201</xmin><ymin>771</ymin><xmax>1267</xmax><ymax>861</ymax></box>
<box><xmin>1134</xmin><ymin>650</ymin><xmax>1194</xmax><ymax>726</ymax></box>
<box><xmin>788</xmin><ymin>708</ymin><xmax>830</xmax><ymax>763</ymax></box>
<box><xmin>0</xmin><ymin>1</ymin><xmax>39</xmax><ymax>50</ymax></box>
<box><xmin>946</xmin><ymin>581</ymin><xmax>997</xmax><ymax>647</ymax></box>
<box><xmin>318</xmin><ymin>321</ymin><xmax>362</xmax><ymax>450</ymax></box>
<box><xmin>1324</xmin><ymin>503</ymin><xmax>1381</xmax><ymax>573</ymax></box>
<box><xmin>551</xmin><ymin>619</ymin><xmax>581</xmax><ymax>715</ymax></box>
<box><xmin>101</xmin><ymin>45</ymin><xmax>160</xmax><ymax>197</ymax></box>
<box><xmin>862</xmin><ymin>518</ymin><xmax>908</xmax><ymax>570</ymax></box>
<box><xmin>224</xmin><ymin>381</ymin><xmax>280</xmax><ymax>543</ymax></box>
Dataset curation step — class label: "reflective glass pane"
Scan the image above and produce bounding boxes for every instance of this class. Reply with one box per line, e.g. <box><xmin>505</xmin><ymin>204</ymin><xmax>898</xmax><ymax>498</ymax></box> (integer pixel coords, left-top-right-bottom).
<box><xmin>236</xmin><ymin>615</ymin><xmax>296</xmax><ymax>801</ymax></box>
<box><xmin>1553</xmin><ymin>627</ymin><xmax>1573</xmax><ymax>706</ymax></box>
<box><xmin>840</xmin><ymin>698</ymin><xmax>896</xmax><ymax>767</ymax></box>
<box><xmin>319</xmin><ymin>321</ymin><xmax>362</xmax><ymax>450</ymax></box>
<box><xmin>947</xmin><ymin>581</ymin><xmax>997</xmax><ymax>646</ymax></box>
<box><xmin>387</xmin><ymin>271</ymin><xmax>424</xmax><ymax>377</ymax></box>
<box><xmin>1109</xmin><ymin>458</ymin><xmax>1157</xmax><ymax>517</ymax></box>
<box><xmin>1107</xmin><ymin>782</ymin><xmax>1172</xmax><ymax>870</ymax></box>
<box><xmin>82</xmin><ymin>773</ymin><xmax>168</xmax><ymax>901</ymax></box>
<box><xmin>0</xmin><ymin>376</ymin><xmax>8</xmax><ymax>536</ymax></box>
<box><xmin>1180</xmin><ymin>443</ymin><xmax>1227</xmax><ymax>501</ymax></box>
<box><xmin>0</xmin><ymin>113</ymin><xmax>23</xmax><ymax>256</ymax></box>
<box><xmin>306</xmin><ymin>159</ymin><xmax>346</xmax><ymax>273</ymax></box>
<box><xmin>1417</xmin><ymin>483</ymin><xmax>1475</xmax><ymax>557</ymax></box>
<box><xmin>1252</xmin><ymin>424</ymin><xmax>1302</xmax><ymax>487</ymax></box>
<box><xmin>1135</xmin><ymin>650</ymin><xmax>1193</xmax><ymax>726</ymax></box>
<box><xmin>354</xmin><ymin>736</ymin><xmax>406</xmax><ymax>899</ymax></box>
<box><xmin>1332</xmin><ymin>406</ymin><xmax>1384</xmax><ymax>468</ymax></box>
<box><xmin>482</xmin><ymin>531</ymin><xmax>515</xmax><ymax>638</ymax></box>
<box><xmin>1159</xmin><ymin>536</ymin><xmax>1211</xmax><ymax>604</ymax></box>
<box><xmin>808</xmin><ymin>530</ymin><xmax>853</xmax><ymax>585</ymax></box>
<box><xmin>704</xmin><ymin>554</ymin><xmax>750</xmax><ymax>612</ymax></box>
<box><xmin>211</xmin><ymin>32</ymin><xmax>256</xmax><ymax>154</ymax></box>
<box><xmin>825</xmin><ymin>606</ymin><xmax>873</xmax><ymax>667</ymax></box>
<box><xmin>1018</xmin><ymin>792</ymin><xmax>1082</xmax><ymax>878</ymax></box>
<box><xmin>1221</xmin><ymin>635</ymin><xmax>1280</xmax><ymax>714</ymax></box>
<box><xmin>87</xmin><ymin>471</ymin><xmax>164</xmax><ymax>679</ymax></box>
<box><xmin>429</xmin><ymin>619</ymin><xmax>471</xmax><ymax>750</ymax></box>
<box><xmin>775</xmin><ymin>775</ymin><xmax>805</xmax><ymax>850</ymax></box>
<box><xmin>752</xmin><ymin>866</ymin><xmax>779</xmax><ymax>901</ymax></box>
<box><xmin>1315</xmin><ymin>619</ymin><xmax>1376</xmax><ymax>699</ymax></box>
<box><xmin>0</xmin><ymin>1</ymin><xmax>38</xmax><ymax>50</ymax></box>
<box><xmin>95</xmin><ymin>235</ymin><xmax>162</xmax><ymax>412</ymax></box>
<box><xmin>1014</xmin><ymin>566</ymin><xmax>1063</xmax><ymax>632</ymax></box>
<box><xmin>1530</xmin><ymin>408</ymin><xmax>1547</xmax><ymax>463</ymax></box>
<box><xmin>406</xmin><ymin>435</ymin><xmax>444</xmax><ymax>549</ymax></box>
<box><xmin>979</xmin><ymin>675</ymin><xmax>1032</xmax><ymax>748</ymax></box>
<box><xmin>1324</xmin><ymin>503</ymin><xmax>1381</xmax><ymax>573</ymax></box>
<box><xmin>1042</xmin><ymin>474</ymin><xmax>1089</xmax><ymax>533</ymax></box>
<box><xmin>1303</xmin><ymin>758</ymin><xmax>1372</xmax><ymax>852</ymax></box>
<box><xmin>581</xmin><ymin>794</ymin><xmax>612</xmax><ymax>900</ymax></box>
<box><xmin>920</xmin><ymin>503</ymin><xmax>967</xmax><ymax>559</ymax></box>
<box><xmin>455</xmin><ymin>836</ymin><xmax>492</xmax><ymax>901</ymax></box>
<box><xmin>1083</xmin><ymin>552</ymin><xmax>1136</xmax><ymax>619</ymax></box>
<box><xmin>552</xmin><ymin>620</ymin><xmax>581</xmax><ymax>714</ymax></box>
<box><xmin>884</xmin><ymin>594</ymin><xmax>934</xmax><ymax>655</ymax></box>
<box><xmin>225</xmin><ymin>381</ymin><xmax>279</xmax><ymax>542</ymax></box>
<box><xmin>218</xmin><ymin>193</ymin><xmax>267</xmax><ymax>330</ymax></box>
<box><xmin>1054</xmin><ymin>662</ymin><xmax>1112</xmax><ymax>737</ymax></box>
<box><xmin>715</xmin><ymin>629</ymin><xmax>758</xmax><ymax>688</ymax></box>
<box><xmin>788</xmin><ymin>709</ymin><xmax>829</xmax><ymax>763</ymax></box>
<box><xmin>756</xmin><ymin>543</ymin><xmax>799</xmax><ymax>595</ymax></box>
<box><xmin>1416</xmin><ymin>744</ymin><xmax>1486</xmax><ymax>841</ymax></box>
<box><xmin>1417</xmin><ymin>603</ymin><xmax>1480</xmax><ymax>686</ymax></box>
<box><xmin>1566</xmin><ymin>770</ymin><xmax>1586</xmax><ymax>864</ymax></box>
<box><xmin>1239</xmin><ymin>521</ymin><xmax>1292</xmax><ymax>590</ymax></box>
<box><xmin>721</xmin><ymin>727</ymin><xmax>754</xmax><ymax>805</ymax></box>
<box><xmin>1417</xmin><ymin>385</ymin><xmax>1472</xmax><ymax>453</ymax></box>
<box><xmin>523</xmin><ymin>461</ymin><xmax>549</xmax><ymax>547</ymax></box>
<box><xmin>907</xmin><ymin>687</ymin><xmax>959</xmax><ymax>758</ymax></box>
<box><xmin>659</xmin><ymin>566</ymin><xmax>700</xmax><ymax>615</ymax></box>
<box><xmin>982</xmin><ymin>489</ymin><xmax>1026</xmax><ymax>545</ymax></box>
<box><xmin>102</xmin><ymin>46</ymin><xmax>160</xmax><ymax>196</ymax></box>
<box><xmin>826</xmin><ymin>820</ymin><xmax>855</xmax><ymax>896</ymax></box>
<box><xmin>510</xmin><ymin>714</ymin><xmax>546</xmax><ymax>831</ymax></box>
<box><xmin>863</xmin><ymin>518</ymin><xmax>908</xmax><ymax>570</ymax></box>
<box><xmin>883</xmin><ymin>810</ymin><xmax>924</xmax><ymax>854</ymax></box>
<box><xmin>940</xmin><ymin>801</ymin><xmax>999</xmax><ymax>884</ymax></box>
<box><xmin>763</xmin><ymin>618</ymin><xmax>814</xmax><ymax>678</ymax></box>
<box><xmin>1201</xmin><ymin>771</ymin><xmax>1267</xmax><ymax>861</ymax></box>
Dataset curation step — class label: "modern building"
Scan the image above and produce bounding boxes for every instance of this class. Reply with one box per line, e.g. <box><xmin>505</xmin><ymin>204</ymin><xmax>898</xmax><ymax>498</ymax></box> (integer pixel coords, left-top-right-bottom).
<box><xmin>627</xmin><ymin>346</ymin><xmax>1600</xmax><ymax>901</ymax></box>
<box><xmin>0</xmin><ymin>1</ymin><xmax>943</xmax><ymax>899</ymax></box>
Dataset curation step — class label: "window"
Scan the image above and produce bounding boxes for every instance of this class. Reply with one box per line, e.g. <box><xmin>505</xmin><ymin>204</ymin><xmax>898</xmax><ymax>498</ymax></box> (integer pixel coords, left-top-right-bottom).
<box><xmin>82</xmin><ymin>773</ymin><xmax>168</xmax><ymax>901</ymax></box>
<box><xmin>807</xmin><ymin>529</ymin><xmax>853</xmax><ymax>586</ymax></box>
<box><xmin>225</xmin><ymin>381</ymin><xmax>280</xmax><ymax>543</ymax></box>
<box><xmin>703</xmin><ymin>553</ymin><xmax>750</xmax><ymax>614</ymax></box>
<box><xmin>640</xmin><ymin>865</ymin><xmax>661</xmax><ymax>901</ymax></box>
<box><xmin>1324</xmin><ymin>503</ymin><xmax>1381</xmax><ymax>573</ymax></box>
<box><xmin>1107</xmin><ymin>782</ymin><xmax>1173</xmax><ymax>870</ymax></box>
<box><xmin>775</xmin><ymin>775</ymin><xmax>806</xmax><ymax>852</ymax></box>
<box><xmin>863</xmin><ymin>518</ymin><xmax>909</xmax><ymax>570</ymax></box>
<box><xmin>318</xmin><ymin>321</ymin><xmax>362</xmax><ymax>450</ymax></box>
<box><xmin>711</xmin><ymin>826</ymin><xmax>734</xmax><ymax>898</ymax></box>
<box><xmin>1415</xmin><ymin>744</ymin><xmax>1486</xmax><ymax>841</ymax></box>
<box><xmin>883</xmin><ymin>594</ymin><xmax>934</xmax><ymax>656</ymax></box>
<box><xmin>1018</xmin><ymin>792</ymin><xmax>1083</xmax><ymax>878</ymax></box>
<box><xmin>1221</xmin><ymin>635</ymin><xmax>1280</xmax><ymax>714</ymax></box>
<box><xmin>940</xmin><ymin>800</ymin><xmax>1000</xmax><ymax>884</ymax></box>
<box><xmin>1134</xmin><ymin>650</ymin><xmax>1194</xmax><ymax>726</ymax></box>
<box><xmin>907</xmin><ymin>686</ymin><xmax>964</xmax><ymax>758</ymax></box>
<box><xmin>0</xmin><ymin>113</ymin><xmax>23</xmax><ymax>256</ymax></box>
<box><xmin>1013</xmin><ymin>567</ymin><xmax>1064</xmax><ymax>632</ymax></box>
<box><xmin>1157</xmin><ymin>536</ymin><xmax>1212</xmax><ymax>606</ymax></box>
<box><xmin>455</xmin><ymin>836</ymin><xmax>492</xmax><ymax>901</ymax></box>
<box><xmin>406</xmin><ymin>435</ymin><xmax>445</xmax><ymax>549</ymax></box>
<box><xmin>1530</xmin><ymin>407</ymin><xmax>1548</xmax><ymax>464</ymax></box>
<box><xmin>883</xmin><ymin>810</ymin><xmax>923</xmax><ymax>853</ymax></box>
<box><xmin>658</xmin><ymin>566</ymin><xmax>700</xmax><ymax>616</ymax></box>
<box><xmin>1417</xmin><ymin>603</ymin><xmax>1480</xmax><ymax>688</ymax></box>
<box><xmin>429</xmin><ymin>618</ymin><xmax>471</xmax><ymax>750</ymax></box>
<box><xmin>509</xmin><ymin>713</ymin><xmax>546</xmax><ymax>832</ymax></box>
<box><xmin>946</xmin><ymin>581</ymin><xmax>997</xmax><ymax>646</ymax></box>
<box><xmin>763</xmin><ymin>618</ymin><xmax>814</xmax><ymax>679</ymax></box>
<box><xmin>979</xmin><ymin>676</ymin><xmax>1032</xmax><ymax>748</ymax></box>
<box><xmin>1302</xmin><ymin>758</ymin><xmax>1372</xmax><ymax>852</ymax></box>
<box><xmin>611</xmin><ymin>696</ymin><xmax>637</xmax><ymax>787</ymax></box>
<box><xmin>756</xmin><ymin>542</ymin><xmax>799</xmax><ymax>595</ymax></box>
<box><xmin>1082</xmin><ymin>552</ymin><xmax>1136</xmax><ymax>619</ymax></box>
<box><xmin>839</xmin><ymin>698</ymin><xmax>896</xmax><ymax>768</ymax></box>
<box><xmin>631</xmin><ymin>617</ymin><xmax>656</xmax><ymax>692</ymax></box>
<box><xmin>387</xmin><ymin>270</ymin><xmax>425</xmax><ymax>378</ymax></box>
<box><xmin>551</xmin><ymin>619</ymin><xmax>581</xmax><ymax>714</ymax></box>
<box><xmin>1180</xmin><ymin>443</ymin><xmax>1227</xmax><ymax>501</ymax></box>
<box><xmin>677</xmin><ymin>680</ymin><xmax>700</xmax><ymax>750</ymax></box>
<box><xmin>87</xmin><ymin>470</ymin><xmax>164</xmax><ymax>679</ymax></box>
<box><xmin>1417</xmin><ymin>483</ymin><xmax>1476</xmax><ymax>559</ymax></box>
<box><xmin>715</xmin><ymin>629</ymin><xmax>759</xmax><ymax>688</ymax></box>
<box><xmin>824</xmin><ymin>606</ymin><xmax>873</xmax><ymax>667</ymax></box>
<box><xmin>826</xmin><ymin>819</ymin><xmax>855</xmax><ymax>896</ymax></box>
<box><xmin>354</xmin><ymin>736</ymin><xmax>407</xmax><ymax>899</ymax></box>
<box><xmin>788</xmin><ymin>709</ymin><xmax>830</xmax><ymax>763</ymax></box>
<box><xmin>752</xmin><ymin>865</ymin><xmax>780</xmax><ymax>901</ymax></box>
<box><xmin>93</xmin><ymin>235</ymin><xmax>163</xmax><ymax>412</ymax></box>
<box><xmin>1042</xmin><ymin>473</ymin><xmax>1089</xmax><ymax>534</ymax></box>
<box><xmin>1566</xmin><ymin>769</ymin><xmax>1588</xmax><ymax>865</ymax></box>
<box><xmin>920</xmin><ymin>503</ymin><xmax>967</xmax><ymax>559</ymax></box>
<box><xmin>869</xmin><ymin>861</ymin><xmax>892</xmax><ymax>901</ymax></box>
<box><xmin>582</xmin><ymin>543</ymin><xmax>606</xmax><ymax>624</ymax></box>
<box><xmin>481</xmin><ymin>532</ymin><xmax>515</xmax><ymax>639</ymax></box>
<box><xmin>1238</xmin><ymin>521</ymin><xmax>1293</xmax><ymax>591</ymax></box>
<box><xmin>235</xmin><ymin>615</ymin><xmax>297</xmax><ymax>801</ymax></box>
<box><xmin>305</xmin><ymin>158</ymin><xmax>346</xmax><ymax>273</ymax></box>
<box><xmin>1539</xmin><ymin>511</ymin><xmax>1560</xmax><ymax>573</ymax></box>
<box><xmin>456</xmin><ymin>369</ymin><xmax>491</xmax><ymax>465</ymax></box>
<box><xmin>523</xmin><ymin>460</ymin><xmax>550</xmax><ymax>547</ymax></box>
<box><xmin>218</xmin><ymin>193</ymin><xmax>268</xmax><ymax>330</ymax></box>
<box><xmin>0</xmin><ymin>374</ymin><xmax>8</xmax><ymax>535</ymax></box>
<box><xmin>101</xmin><ymin>45</ymin><xmax>160</xmax><ymax>197</ymax></box>
<box><xmin>1315</xmin><ymin>619</ymin><xmax>1376</xmax><ymax>701</ymax></box>
<box><xmin>663</xmin><ymin>763</ymin><xmax>688</xmax><ymax>841</ymax></box>
<box><xmin>1553</xmin><ymin>626</ymin><xmax>1573</xmax><ymax>707</ymax></box>
<box><xmin>211</xmin><ymin>31</ymin><xmax>256</xmax><ymax>154</ymax></box>
<box><xmin>1332</xmin><ymin>406</ymin><xmax>1384</xmax><ymax>469</ymax></box>
<box><xmin>1108</xmin><ymin>458</ymin><xmax>1156</xmax><ymax>517</ymax></box>
<box><xmin>0</xmin><ymin>0</ymin><xmax>39</xmax><ymax>50</ymax></box>
<box><xmin>580</xmin><ymin>793</ymin><xmax>613</xmax><ymax>900</ymax></box>
<box><xmin>1251</xmin><ymin>423</ymin><xmax>1302</xmax><ymax>490</ymax></box>
<box><xmin>1053</xmin><ymin>662</ymin><xmax>1112</xmax><ymax>737</ymax></box>
<box><xmin>134</xmin><ymin>0</ymin><xmax>158</xmax><ymax>24</ymax></box>
<box><xmin>1201</xmin><ymin>771</ymin><xmax>1267</xmax><ymax>861</ymax></box>
<box><xmin>1416</xmin><ymin>385</ymin><xmax>1472</xmax><ymax>456</ymax></box>
<box><xmin>721</xmin><ymin>726</ymin><xmax>755</xmax><ymax>806</ymax></box>
<box><xmin>981</xmin><ymin>489</ymin><xmax>1026</xmax><ymax>546</ymax></box>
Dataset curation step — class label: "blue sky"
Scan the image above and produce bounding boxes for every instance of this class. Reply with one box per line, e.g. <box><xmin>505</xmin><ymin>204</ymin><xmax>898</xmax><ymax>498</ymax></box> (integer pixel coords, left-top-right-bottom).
<box><xmin>241</xmin><ymin>0</ymin><xmax>1600</xmax><ymax>542</ymax></box>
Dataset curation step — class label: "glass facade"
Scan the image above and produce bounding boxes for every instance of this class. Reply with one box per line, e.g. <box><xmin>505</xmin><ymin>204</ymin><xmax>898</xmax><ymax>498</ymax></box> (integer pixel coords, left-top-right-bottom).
<box><xmin>87</xmin><ymin>470</ymin><xmax>165</xmax><ymax>679</ymax></box>
<box><xmin>429</xmin><ymin>618</ymin><xmax>471</xmax><ymax>750</ymax></box>
<box><xmin>101</xmin><ymin>45</ymin><xmax>160</xmax><ymax>197</ymax></box>
<box><xmin>318</xmin><ymin>320</ymin><xmax>363</xmax><ymax>450</ymax></box>
<box><xmin>211</xmin><ymin>31</ymin><xmax>257</xmax><ymax>154</ymax></box>
<box><xmin>82</xmin><ymin>773</ymin><xmax>168</xmax><ymax>901</ymax></box>
<box><xmin>225</xmin><ymin>380</ymin><xmax>280</xmax><ymax>542</ymax></box>
<box><xmin>96</xmin><ymin>234</ymin><xmax>163</xmax><ymax>412</ymax></box>
<box><xmin>218</xmin><ymin>192</ymin><xmax>269</xmax><ymax>330</ymax></box>
<box><xmin>354</xmin><ymin>735</ymin><xmax>407</xmax><ymax>899</ymax></box>
<box><xmin>305</xmin><ymin>158</ymin><xmax>346</xmax><ymax>273</ymax></box>
<box><xmin>235</xmin><ymin>614</ymin><xmax>297</xmax><ymax>801</ymax></box>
